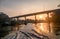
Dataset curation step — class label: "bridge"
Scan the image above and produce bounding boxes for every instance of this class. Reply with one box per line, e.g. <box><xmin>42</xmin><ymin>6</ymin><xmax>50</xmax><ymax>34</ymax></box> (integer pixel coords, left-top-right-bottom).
<box><xmin>10</xmin><ymin>9</ymin><xmax>60</xmax><ymax>32</ymax></box>
<box><xmin>10</xmin><ymin>9</ymin><xmax>60</xmax><ymax>24</ymax></box>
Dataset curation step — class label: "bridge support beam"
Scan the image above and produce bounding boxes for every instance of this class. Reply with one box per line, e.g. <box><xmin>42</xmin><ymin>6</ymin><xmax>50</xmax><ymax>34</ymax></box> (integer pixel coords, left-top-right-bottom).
<box><xmin>16</xmin><ymin>18</ymin><xmax>20</xmax><ymax>31</ymax></box>
<box><xmin>47</xmin><ymin>13</ymin><xmax>51</xmax><ymax>33</ymax></box>
<box><xmin>35</xmin><ymin>15</ymin><xmax>37</xmax><ymax>25</ymax></box>
<box><xmin>24</xmin><ymin>16</ymin><xmax>27</xmax><ymax>25</ymax></box>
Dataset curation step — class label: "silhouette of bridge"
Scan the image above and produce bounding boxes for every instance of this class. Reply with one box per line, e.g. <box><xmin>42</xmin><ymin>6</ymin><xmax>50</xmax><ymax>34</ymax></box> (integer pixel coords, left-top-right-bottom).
<box><xmin>10</xmin><ymin>9</ymin><xmax>60</xmax><ymax>24</ymax></box>
<box><xmin>10</xmin><ymin>9</ymin><xmax>60</xmax><ymax>32</ymax></box>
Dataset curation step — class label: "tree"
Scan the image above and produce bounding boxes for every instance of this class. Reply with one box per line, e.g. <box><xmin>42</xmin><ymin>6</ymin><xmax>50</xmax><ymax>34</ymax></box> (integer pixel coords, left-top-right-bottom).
<box><xmin>52</xmin><ymin>9</ymin><xmax>60</xmax><ymax>35</ymax></box>
<box><xmin>0</xmin><ymin>12</ymin><xmax>11</xmax><ymax>38</ymax></box>
<box><xmin>0</xmin><ymin>12</ymin><xmax>11</xmax><ymax>27</ymax></box>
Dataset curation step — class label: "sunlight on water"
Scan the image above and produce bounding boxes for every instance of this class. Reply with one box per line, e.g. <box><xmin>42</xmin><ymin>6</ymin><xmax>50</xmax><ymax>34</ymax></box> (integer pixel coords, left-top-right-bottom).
<box><xmin>19</xmin><ymin>23</ymin><xmax>53</xmax><ymax>34</ymax></box>
<box><xmin>36</xmin><ymin>23</ymin><xmax>49</xmax><ymax>33</ymax></box>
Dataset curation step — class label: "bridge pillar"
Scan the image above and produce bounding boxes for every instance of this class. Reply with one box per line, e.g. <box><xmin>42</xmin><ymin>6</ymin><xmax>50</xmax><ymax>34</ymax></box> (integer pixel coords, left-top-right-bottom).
<box><xmin>47</xmin><ymin>13</ymin><xmax>51</xmax><ymax>33</ymax></box>
<box><xmin>35</xmin><ymin>15</ymin><xmax>37</xmax><ymax>25</ymax></box>
<box><xmin>25</xmin><ymin>16</ymin><xmax>26</xmax><ymax>21</ymax></box>
<box><xmin>16</xmin><ymin>18</ymin><xmax>20</xmax><ymax>30</ymax></box>
<box><xmin>24</xmin><ymin>16</ymin><xmax>27</xmax><ymax>25</ymax></box>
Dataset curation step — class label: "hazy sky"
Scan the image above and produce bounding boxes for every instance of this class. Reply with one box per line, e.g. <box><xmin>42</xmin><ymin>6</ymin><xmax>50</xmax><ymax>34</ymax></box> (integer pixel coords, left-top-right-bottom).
<box><xmin>0</xmin><ymin>0</ymin><xmax>60</xmax><ymax>17</ymax></box>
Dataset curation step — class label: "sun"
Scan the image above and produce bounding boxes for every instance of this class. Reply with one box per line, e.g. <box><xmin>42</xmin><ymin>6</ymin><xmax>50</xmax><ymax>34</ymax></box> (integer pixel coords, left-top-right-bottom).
<box><xmin>37</xmin><ymin>14</ymin><xmax>47</xmax><ymax>20</ymax></box>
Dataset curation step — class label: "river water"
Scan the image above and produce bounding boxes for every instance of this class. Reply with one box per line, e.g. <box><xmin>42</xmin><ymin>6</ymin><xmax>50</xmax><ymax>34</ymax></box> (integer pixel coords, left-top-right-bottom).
<box><xmin>2</xmin><ymin>23</ymin><xmax>58</xmax><ymax>39</ymax></box>
<box><xmin>18</xmin><ymin>23</ymin><xmax>57</xmax><ymax>39</ymax></box>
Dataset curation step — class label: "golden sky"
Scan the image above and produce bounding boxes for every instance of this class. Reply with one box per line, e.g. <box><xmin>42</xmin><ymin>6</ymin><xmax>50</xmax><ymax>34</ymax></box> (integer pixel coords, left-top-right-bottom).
<box><xmin>0</xmin><ymin>0</ymin><xmax>60</xmax><ymax>17</ymax></box>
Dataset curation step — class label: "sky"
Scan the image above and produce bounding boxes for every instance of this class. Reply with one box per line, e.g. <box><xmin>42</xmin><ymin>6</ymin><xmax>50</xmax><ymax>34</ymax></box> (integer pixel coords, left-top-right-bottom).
<box><xmin>0</xmin><ymin>0</ymin><xmax>60</xmax><ymax>17</ymax></box>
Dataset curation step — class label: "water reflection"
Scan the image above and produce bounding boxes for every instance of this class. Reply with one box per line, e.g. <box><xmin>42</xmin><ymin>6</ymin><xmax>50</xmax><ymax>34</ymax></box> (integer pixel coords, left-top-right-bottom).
<box><xmin>19</xmin><ymin>23</ymin><xmax>53</xmax><ymax>34</ymax></box>
<box><xmin>36</xmin><ymin>23</ymin><xmax>49</xmax><ymax>33</ymax></box>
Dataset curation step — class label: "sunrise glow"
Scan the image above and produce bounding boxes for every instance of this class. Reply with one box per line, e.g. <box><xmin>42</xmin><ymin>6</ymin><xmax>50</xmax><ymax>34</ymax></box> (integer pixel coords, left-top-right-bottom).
<box><xmin>37</xmin><ymin>14</ymin><xmax>47</xmax><ymax>20</ymax></box>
